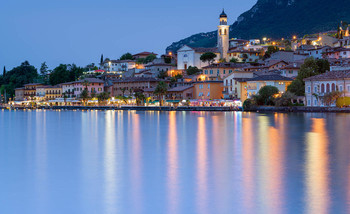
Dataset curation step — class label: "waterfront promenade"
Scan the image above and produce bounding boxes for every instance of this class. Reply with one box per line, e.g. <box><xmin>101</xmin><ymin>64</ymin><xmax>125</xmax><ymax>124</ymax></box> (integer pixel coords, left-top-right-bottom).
<box><xmin>2</xmin><ymin>105</ymin><xmax>350</xmax><ymax>113</ymax></box>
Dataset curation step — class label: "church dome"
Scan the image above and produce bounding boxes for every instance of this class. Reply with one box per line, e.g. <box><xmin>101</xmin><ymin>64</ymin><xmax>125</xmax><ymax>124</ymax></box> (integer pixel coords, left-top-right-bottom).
<box><xmin>220</xmin><ymin>9</ymin><xmax>227</xmax><ymax>18</ymax></box>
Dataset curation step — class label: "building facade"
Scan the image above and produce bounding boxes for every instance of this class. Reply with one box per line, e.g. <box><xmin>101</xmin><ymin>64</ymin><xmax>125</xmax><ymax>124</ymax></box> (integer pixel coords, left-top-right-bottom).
<box><xmin>304</xmin><ymin>70</ymin><xmax>350</xmax><ymax>107</ymax></box>
<box><xmin>193</xmin><ymin>80</ymin><xmax>223</xmax><ymax>100</ymax></box>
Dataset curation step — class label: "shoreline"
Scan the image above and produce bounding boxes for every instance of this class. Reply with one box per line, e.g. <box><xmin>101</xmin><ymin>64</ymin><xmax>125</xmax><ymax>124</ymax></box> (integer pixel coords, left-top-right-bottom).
<box><xmin>2</xmin><ymin>105</ymin><xmax>350</xmax><ymax>113</ymax></box>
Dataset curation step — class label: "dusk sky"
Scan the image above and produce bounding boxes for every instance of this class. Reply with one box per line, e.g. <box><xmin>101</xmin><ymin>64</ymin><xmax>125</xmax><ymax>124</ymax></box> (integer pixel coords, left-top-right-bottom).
<box><xmin>0</xmin><ymin>0</ymin><xmax>256</xmax><ymax>71</ymax></box>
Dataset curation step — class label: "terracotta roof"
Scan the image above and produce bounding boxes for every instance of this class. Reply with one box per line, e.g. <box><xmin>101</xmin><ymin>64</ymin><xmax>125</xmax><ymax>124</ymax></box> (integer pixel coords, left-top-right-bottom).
<box><xmin>112</xmin><ymin>77</ymin><xmax>162</xmax><ymax>83</ymax></box>
<box><xmin>304</xmin><ymin>70</ymin><xmax>350</xmax><ymax>81</ymax></box>
<box><xmin>233</xmin><ymin>78</ymin><xmax>252</xmax><ymax>82</ymax></box>
<box><xmin>24</xmin><ymin>83</ymin><xmax>43</xmax><ymax>86</ymax></box>
<box><xmin>133</xmin><ymin>52</ymin><xmax>157</xmax><ymax>56</ymax></box>
<box><xmin>247</xmin><ymin>74</ymin><xmax>293</xmax><ymax>82</ymax></box>
<box><xmin>75</xmin><ymin>78</ymin><xmax>104</xmax><ymax>83</ymax></box>
<box><xmin>168</xmin><ymin>85</ymin><xmax>193</xmax><ymax>92</ymax></box>
<box><xmin>202</xmin><ymin>62</ymin><xmax>249</xmax><ymax>69</ymax></box>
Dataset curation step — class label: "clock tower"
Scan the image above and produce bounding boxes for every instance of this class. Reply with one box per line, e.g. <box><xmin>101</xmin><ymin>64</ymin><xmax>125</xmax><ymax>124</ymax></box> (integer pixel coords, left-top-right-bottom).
<box><xmin>217</xmin><ymin>9</ymin><xmax>230</xmax><ymax>60</ymax></box>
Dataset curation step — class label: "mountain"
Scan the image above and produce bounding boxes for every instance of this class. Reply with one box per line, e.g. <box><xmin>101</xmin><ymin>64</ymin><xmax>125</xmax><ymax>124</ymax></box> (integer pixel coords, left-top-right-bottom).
<box><xmin>166</xmin><ymin>0</ymin><xmax>350</xmax><ymax>53</ymax></box>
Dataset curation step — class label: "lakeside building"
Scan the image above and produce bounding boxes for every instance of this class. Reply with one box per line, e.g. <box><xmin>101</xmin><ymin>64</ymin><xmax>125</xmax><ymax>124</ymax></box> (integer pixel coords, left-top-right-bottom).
<box><xmin>112</xmin><ymin>77</ymin><xmax>162</xmax><ymax>97</ymax></box>
<box><xmin>101</xmin><ymin>59</ymin><xmax>137</xmax><ymax>74</ymax></box>
<box><xmin>193</xmin><ymin>80</ymin><xmax>224</xmax><ymax>100</ymax></box>
<box><xmin>223</xmin><ymin>70</ymin><xmax>255</xmax><ymax>101</ymax></box>
<box><xmin>202</xmin><ymin>63</ymin><xmax>248</xmax><ymax>80</ymax></box>
<box><xmin>227</xmin><ymin>49</ymin><xmax>261</xmax><ymax>63</ymax></box>
<box><xmin>246</xmin><ymin>74</ymin><xmax>293</xmax><ymax>98</ymax></box>
<box><xmin>24</xmin><ymin>83</ymin><xmax>44</xmax><ymax>100</ymax></box>
<box><xmin>14</xmin><ymin>87</ymin><xmax>25</xmax><ymax>101</ymax></box>
<box><xmin>61</xmin><ymin>82</ymin><xmax>75</xmax><ymax>98</ymax></box>
<box><xmin>36</xmin><ymin>85</ymin><xmax>62</xmax><ymax>101</ymax></box>
<box><xmin>304</xmin><ymin>70</ymin><xmax>350</xmax><ymax>107</ymax></box>
<box><xmin>73</xmin><ymin>78</ymin><xmax>104</xmax><ymax>98</ymax></box>
<box><xmin>144</xmin><ymin>85</ymin><xmax>194</xmax><ymax>101</ymax></box>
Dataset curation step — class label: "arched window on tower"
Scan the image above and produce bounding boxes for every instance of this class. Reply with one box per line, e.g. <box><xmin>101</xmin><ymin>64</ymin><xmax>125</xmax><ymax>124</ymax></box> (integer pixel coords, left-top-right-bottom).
<box><xmin>326</xmin><ymin>83</ymin><xmax>330</xmax><ymax>93</ymax></box>
<box><xmin>224</xmin><ymin>29</ymin><xmax>227</xmax><ymax>35</ymax></box>
<box><xmin>219</xmin><ymin>29</ymin><xmax>222</xmax><ymax>35</ymax></box>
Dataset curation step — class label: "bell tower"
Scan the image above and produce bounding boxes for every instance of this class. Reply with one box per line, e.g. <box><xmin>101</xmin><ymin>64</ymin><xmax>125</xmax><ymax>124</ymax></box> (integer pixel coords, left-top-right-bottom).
<box><xmin>217</xmin><ymin>9</ymin><xmax>230</xmax><ymax>60</ymax></box>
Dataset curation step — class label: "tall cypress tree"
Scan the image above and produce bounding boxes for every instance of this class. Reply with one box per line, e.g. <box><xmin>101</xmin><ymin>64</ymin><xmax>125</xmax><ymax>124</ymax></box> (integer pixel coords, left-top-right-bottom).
<box><xmin>100</xmin><ymin>54</ymin><xmax>104</xmax><ymax>65</ymax></box>
<box><xmin>3</xmin><ymin>66</ymin><xmax>6</xmax><ymax>76</ymax></box>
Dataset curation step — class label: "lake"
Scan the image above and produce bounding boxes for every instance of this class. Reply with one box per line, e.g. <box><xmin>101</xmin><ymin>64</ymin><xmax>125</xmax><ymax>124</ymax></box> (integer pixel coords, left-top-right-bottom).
<box><xmin>0</xmin><ymin>110</ymin><xmax>350</xmax><ymax>214</ymax></box>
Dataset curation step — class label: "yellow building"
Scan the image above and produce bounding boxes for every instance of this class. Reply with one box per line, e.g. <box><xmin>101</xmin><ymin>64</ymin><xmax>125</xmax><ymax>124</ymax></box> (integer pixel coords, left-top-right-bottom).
<box><xmin>36</xmin><ymin>85</ymin><xmax>62</xmax><ymax>101</ymax></box>
<box><xmin>193</xmin><ymin>80</ymin><xmax>223</xmax><ymax>100</ymax></box>
<box><xmin>202</xmin><ymin>62</ymin><xmax>248</xmax><ymax>80</ymax></box>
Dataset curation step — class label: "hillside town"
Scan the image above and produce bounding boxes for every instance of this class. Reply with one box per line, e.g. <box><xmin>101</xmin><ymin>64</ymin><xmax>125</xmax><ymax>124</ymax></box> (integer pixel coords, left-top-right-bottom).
<box><xmin>2</xmin><ymin>10</ymin><xmax>350</xmax><ymax>109</ymax></box>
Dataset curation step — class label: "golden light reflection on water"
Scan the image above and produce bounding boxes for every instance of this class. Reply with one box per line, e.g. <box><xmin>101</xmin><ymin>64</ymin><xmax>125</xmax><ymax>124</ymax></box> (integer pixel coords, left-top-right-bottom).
<box><xmin>256</xmin><ymin>114</ymin><xmax>286</xmax><ymax>213</ymax></box>
<box><xmin>242</xmin><ymin>117</ymin><xmax>255</xmax><ymax>213</ymax></box>
<box><xmin>104</xmin><ymin>111</ymin><xmax>117</xmax><ymax>214</ymax></box>
<box><xmin>305</xmin><ymin>118</ymin><xmax>330</xmax><ymax>214</ymax></box>
<box><xmin>196</xmin><ymin>116</ymin><xmax>208</xmax><ymax>214</ymax></box>
<box><xmin>167</xmin><ymin>112</ymin><xmax>179</xmax><ymax>214</ymax></box>
<box><xmin>131</xmin><ymin>112</ymin><xmax>142</xmax><ymax>213</ymax></box>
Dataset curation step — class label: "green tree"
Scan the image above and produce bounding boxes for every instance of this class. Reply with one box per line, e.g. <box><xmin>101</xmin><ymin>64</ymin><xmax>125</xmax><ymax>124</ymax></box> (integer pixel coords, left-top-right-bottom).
<box><xmin>287</xmin><ymin>79</ymin><xmax>305</xmax><ymax>96</ymax></box>
<box><xmin>230</xmin><ymin>58</ymin><xmax>238</xmax><ymax>63</ymax></box>
<box><xmin>144</xmin><ymin>54</ymin><xmax>157</xmax><ymax>64</ymax></box>
<box><xmin>3</xmin><ymin>66</ymin><xmax>6</xmax><ymax>76</ymax></box>
<box><xmin>80</xmin><ymin>89</ymin><xmax>90</xmax><ymax>105</ymax></box>
<box><xmin>120</xmin><ymin>53</ymin><xmax>134</xmax><ymax>60</ymax></box>
<box><xmin>100</xmin><ymin>54</ymin><xmax>104</xmax><ymax>66</ymax></box>
<box><xmin>287</xmin><ymin>57</ymin><xmax>329</xmax><ymax>96</ymax></box>
<box><xmin>275</xmin><ymin>91</ymin><xmax>297</xmax><ymax>107</ymax></box>
<box><xmin>154</xmin><ymin>81</ymin><xmax>168</xmax><ymax>106</ymax></box>
<box><xmin>134</xmin><ymin>91</ymin><xmax>146</xmax><ymax>106</ymax></box>
<box><xmin>256</xmin><ymin>85</ymin><xmax>279</xmax><ymax>105</ymax></box>
<box><xmin>97</xmin><ymin>92</ymin><xmax>110</xmax><ymax>105</ymax></box>
<box><xmin>1</xmin><ymin>61</ymin><xmax>38</xmax><ymax>97</ymax></box>
<box><xmin>200</xmin><ymin>52</ymin><xmax>217</xmax><ymax>65</ymax></box>
<box><xmin>49</xmin><ymin>64</ymin><xmax>84</xmax><ymax>85</ymax></box>
<box><xmin>186</xmin><ymin>66</ymin><xmax>201</xmax><ymax>75</ymax></box>
<box><xmin>158</xmin><ymin>70</ymin><xmax>168</xmax><ymax>79</ymax></box>
<box><xmin>264</xmin><ymin>46</ymin><xmax>280</xmax><ymax>59</ymax></box>
<box><xmin>40</xmin><ymin>62</ymin><xmax>49</xmax><ymax>76</ymax></box>
<box><xmin>242</xmin><ymin>53</ymin><xmax>249</xmax><ymax>62</ymax></box>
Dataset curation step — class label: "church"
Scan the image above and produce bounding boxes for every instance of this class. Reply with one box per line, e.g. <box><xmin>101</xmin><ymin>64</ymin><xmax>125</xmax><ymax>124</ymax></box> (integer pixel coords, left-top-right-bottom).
<box><xmin>177</xmin><ymin>10</ymin><xmax>230</xmax><ymax>70</ymax></box>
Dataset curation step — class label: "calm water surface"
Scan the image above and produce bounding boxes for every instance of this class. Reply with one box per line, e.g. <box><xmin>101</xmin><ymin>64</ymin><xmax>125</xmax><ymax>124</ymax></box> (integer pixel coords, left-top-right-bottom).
<box><xmin>0</xmin><ymin>110</ymin><xmax>350</xmax><ymax>214</ymax></box>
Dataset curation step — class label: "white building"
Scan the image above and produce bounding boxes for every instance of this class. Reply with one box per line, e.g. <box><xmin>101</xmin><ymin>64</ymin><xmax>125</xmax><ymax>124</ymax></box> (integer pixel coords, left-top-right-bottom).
<box><xmin>61</xmin><ymin>82</ymin><xmax>75</xmax><ymax>98</ymax></box>
<box><xmin>246</xmin><ymin>74</ymin><xmax>293</xmax><ymax>98</ymax></box>
<box><xmin>223</xmin><ymin>70</ymin><xmax>254</xmax><ymax>100</ymax></box>
<box><xmin>102</xmin><ymin>60</ymin><xmax>136</xmax><ymax>73</ymax></box>
<box><xmin>177</xmin><ymin>46</ymin><xmax>220</xmax><ymax>70</ymax></box>
<box><xmin>304</xmin><ymin>70</ymin><xmax>350</xmax><ymax>107</ymax></box>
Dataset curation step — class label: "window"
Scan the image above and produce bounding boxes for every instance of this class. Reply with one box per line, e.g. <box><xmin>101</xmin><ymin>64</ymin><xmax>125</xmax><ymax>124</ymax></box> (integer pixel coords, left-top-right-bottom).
<box><xmin>314</xmin><ymin>99</ymin><xmax>317</xmax><ymax>106</ymax></box>
<box><xmin>326</xmin><ymin>83</ymin><xmax>330</xmax><ymax>93</ymax></box>
<box><xmin>314</xmin><ymin>86</ymin><xmax>317</xmax><ymax>93</ymax></box>
<box><xmin>223</xmin><ymin>70</ymin><xmax>226</xmax><ymax>74</ymax></box>
<box><xmin>308</xmin><ymin>100</ymin><xmax>311</xmax><ymax>106</ymax></box>
<box><xmin>321</xmin><ymin>84</ymin><xmax>325</xmax><ymax>93</ymax></box>
<box><xmin>348</xmin><ymin>85</ymin><xmax>350</xmax><ymax>92</ymax></box>
<box><xmin>184</xmin><ymin>54</ymin><xmax>188</xmax><ymax>57</ymax></box>
<box><xmin>210</xmin><ymin>70</ymin><xmax>213</xmax><ymax>74</ymax></box>
<box><xmin>307</xmin><ymin>86</ymin><xmax>311</xmax><ymax>93</ymax></box>
<box><xmin>207</xmin><ymin>92</ymin><xmax>210</xmax><ymax>97</ymax></box>
<box><xmin>229</xmin><ymin>70</ymin><xmax>232</xmax><ymax>73</ymax></box>
<box><xmin>331</xmin><ymin>83</ymin><xmax>336</xmax><ymax>92</ymax></box>
<box><xmin>208</xmin><ymin>84</ymin><xmax>210</xmax><ymax>89</ymax></box>
<box><xmin>205</xmin><ymin>70</ymin><xmax>208</xmax><ymax>74</ymax></box>
<box><xmin>339</xmin><ymin>85</ymin><xmax>343</xmax><ymax>92</ymax></box>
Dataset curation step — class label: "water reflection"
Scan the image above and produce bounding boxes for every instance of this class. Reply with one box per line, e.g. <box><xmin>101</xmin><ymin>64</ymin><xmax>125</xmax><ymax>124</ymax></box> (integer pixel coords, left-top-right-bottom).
<box><xmin>242</xmin><ymin>117</ymin><xmax>255</xmax><ymax>213</ymax></box>
<box><xmin>305</xmin><ymin>118</ymin><xmax>330</xmax><ymax>214</ymax></box>
<box><xmin>167</xmin><ymin>112</ymin><xmax>179</xmax><ymax>214</ymax></box>
<box><xmin>103</xmin><ymin>111</ymin><xmax>117</xmax><ymax>214</ymax></box>
<box><xmin>196</xmin><ymin>116</ymin><xmax>208</xmax><ymax>214</ymax></box>
<box><xmin>131</xmin><ymin>113</ymin><xmax>142</xmax><ymax>213</ymax></box>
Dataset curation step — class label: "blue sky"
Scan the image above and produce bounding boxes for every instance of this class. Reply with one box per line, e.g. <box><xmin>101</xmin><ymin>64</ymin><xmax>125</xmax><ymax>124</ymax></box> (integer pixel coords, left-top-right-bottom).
<box><xmin>0</xmin><ymin>0</ymin><xmax>256</xmax><ymax>71</ymax></box>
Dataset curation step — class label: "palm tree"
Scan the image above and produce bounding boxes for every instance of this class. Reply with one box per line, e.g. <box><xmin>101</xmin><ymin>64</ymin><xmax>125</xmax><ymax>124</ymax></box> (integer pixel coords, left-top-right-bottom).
<box><xmin>120</xmin><ymin>87</ymin><xmax>127</xmax><ymax>97</ymax></box>
<box><xmin>154</xmin><ymin>81</ymin><xmax>168</xmax><ymax>106</ymax></box>
<box><xmin>134</xmin><ymin>92</ymin><xmax>146</xmax><ymax>106</ymax></box>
